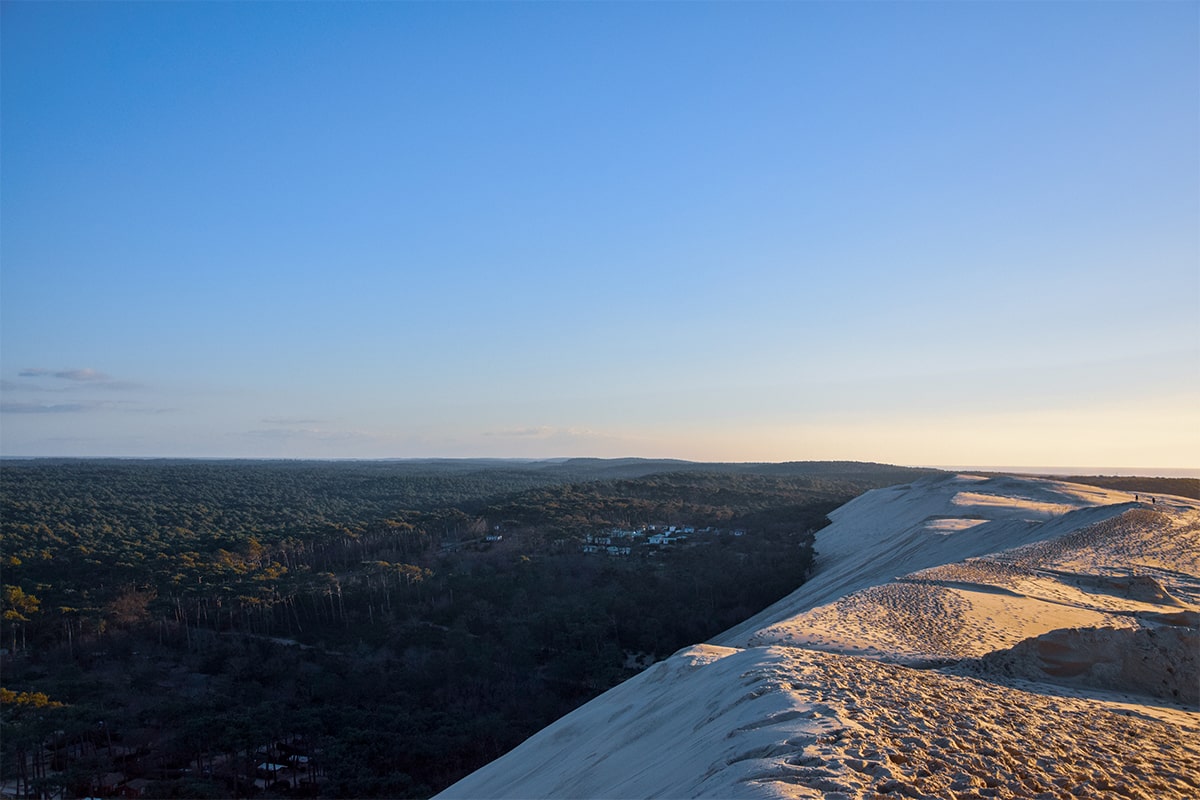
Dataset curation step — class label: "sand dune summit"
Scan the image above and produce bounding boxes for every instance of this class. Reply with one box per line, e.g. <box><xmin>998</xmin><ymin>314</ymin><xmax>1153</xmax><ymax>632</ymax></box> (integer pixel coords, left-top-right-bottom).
<box><xmin>436</xmin><ymin>474</ymin><xmax>1200</xmax><ymax>799</ymax></box>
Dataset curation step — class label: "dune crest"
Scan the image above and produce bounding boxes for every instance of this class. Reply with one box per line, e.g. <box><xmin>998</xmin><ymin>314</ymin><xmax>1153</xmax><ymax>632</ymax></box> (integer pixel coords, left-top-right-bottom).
<box><xmin>436</xmin><ymin>475</ymin><xmax>1200</xmax><ymax>799</ymax></box>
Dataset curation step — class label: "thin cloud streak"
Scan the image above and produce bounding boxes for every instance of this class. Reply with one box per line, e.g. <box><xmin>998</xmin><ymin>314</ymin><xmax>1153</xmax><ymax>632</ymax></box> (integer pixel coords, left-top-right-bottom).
<box><xmin>241</xmin><ymin>427</ymin><xmax>377</xmax><ymax>442</ymax></box>
<box><xmin>482</xmin><ymin>425</ymin><xmax>620</xmax><ymax>441</ymax></box>
<box><xmin>1</xmin><ymin>401</ymin><xmax>95</xmax><ymax>414</ymax></box>
<box><xmin>20</xmin><ymin>367</ymin><xmax>111</xmax><ymax>381</ymax></box>
<box><xmin>483</xmin><ymin>426</ymin><xmax>558</xmax><ymax>438</ymax></box>
<box><xmin>13</xmin><ymin>368</ymin><xmax>141</xmax><ymax>390</ymax></box>
<box><xmin>0</xmin><ymin>398</ymin><xmax>174</xmax><ymax>416</ymax></box>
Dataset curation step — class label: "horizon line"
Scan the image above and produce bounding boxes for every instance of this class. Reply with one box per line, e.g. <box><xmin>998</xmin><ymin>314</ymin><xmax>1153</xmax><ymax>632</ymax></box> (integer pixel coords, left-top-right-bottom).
<box><xmin>0</xmin><ymin>455</ymin><xmax>1195</xmax><ymax>479</ymax></box>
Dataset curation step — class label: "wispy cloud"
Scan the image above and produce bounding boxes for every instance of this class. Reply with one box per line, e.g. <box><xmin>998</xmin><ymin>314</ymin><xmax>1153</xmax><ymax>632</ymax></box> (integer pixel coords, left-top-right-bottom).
<box><xmin>1</xmin><ymin>401</ymin><xmax>96</xmax><ymax>414</ymax></box>
<box><xmin>242</xmin><ymin>426</ymin><xmax>374</xmax><ymax>442</ymax></box>
<box><xmin>482</xmin><ymin>425</ymin><xmax>620</xmax><ymax>441</ymax></box>
<box><xmin>261</xmin><ymin>416</ymin><xmax>328</xmax><ymax>425</ymax></box>
<box><xmin>20</xmin><ymin>367</ymin><xmax>111</xmax><ymax>382</ymax></box>
<box><xmin>1</xmin><ymin>369</ymin><xmax>171</xmax><ymax>415</ymax></box>
<box><xmin>484</xmin><ymin>425</ymin><xmax>558</xmax><ymax>438</ymax></box>
<box><xmin>12</xmin><ymin>367</ymin><xmax>141</xmax><ymax>391</ymax></box>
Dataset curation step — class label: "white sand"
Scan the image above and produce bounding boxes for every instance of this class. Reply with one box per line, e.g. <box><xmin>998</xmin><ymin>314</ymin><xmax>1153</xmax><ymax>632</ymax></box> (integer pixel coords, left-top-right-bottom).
<box><xmin>437</xmin><ymin>475</ymin><xmax>1200</xmax><ymax>799</ymax></box>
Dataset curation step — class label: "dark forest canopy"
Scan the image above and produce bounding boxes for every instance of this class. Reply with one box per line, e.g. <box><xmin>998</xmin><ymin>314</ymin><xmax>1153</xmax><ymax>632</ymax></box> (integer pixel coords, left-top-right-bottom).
<box><xmin>2</xmin><ymin>459</ymin><xmax>1185</xmax><ymax>798</ymax></box>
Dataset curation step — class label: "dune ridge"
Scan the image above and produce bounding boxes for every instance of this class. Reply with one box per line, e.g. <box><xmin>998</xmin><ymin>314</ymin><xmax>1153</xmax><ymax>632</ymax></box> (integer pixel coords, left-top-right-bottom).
<box><xmin>436</xmin><ymin>474</ymin><xmax>1200</xmax><ymax>799</ymax></box>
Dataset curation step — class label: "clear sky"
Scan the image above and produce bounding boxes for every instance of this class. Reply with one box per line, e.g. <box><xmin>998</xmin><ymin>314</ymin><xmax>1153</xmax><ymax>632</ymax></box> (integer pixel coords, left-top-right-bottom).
<box><xmin>2</xmin><ymin>1</ymin><xmax>1197</xmax><ymax>470</ymax></box>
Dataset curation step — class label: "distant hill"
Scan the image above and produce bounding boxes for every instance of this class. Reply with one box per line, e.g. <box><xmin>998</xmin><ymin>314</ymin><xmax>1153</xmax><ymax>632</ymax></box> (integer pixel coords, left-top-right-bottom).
<box><xmin>534</xmin><ymin>458</ymin><xmax>941</xmax><ymax>485</ymax></box>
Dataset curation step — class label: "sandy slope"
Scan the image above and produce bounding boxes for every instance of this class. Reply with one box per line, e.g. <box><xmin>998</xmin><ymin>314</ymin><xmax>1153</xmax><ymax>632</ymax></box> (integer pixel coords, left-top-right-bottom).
<box><xmin>436</xmin><ymin>475</ymin><xmax>1200</xmax><ymax>799</ymax></box>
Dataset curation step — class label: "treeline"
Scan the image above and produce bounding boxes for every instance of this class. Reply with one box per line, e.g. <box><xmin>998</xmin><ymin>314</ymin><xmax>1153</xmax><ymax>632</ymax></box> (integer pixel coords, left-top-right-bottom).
<box><xmin>0</xmin><ymin>459</ymin><xmax>929</xmax><ymax>798</ymax></box>
<box><xmin>483</xmin><ymin>471</ymin><xmax>863</xmax><ymax>531</ymax></box>
<box><xmin>1055</xmin><ymin>475</ymin><xmax>1198</xmax><ymax>500</ymax></box>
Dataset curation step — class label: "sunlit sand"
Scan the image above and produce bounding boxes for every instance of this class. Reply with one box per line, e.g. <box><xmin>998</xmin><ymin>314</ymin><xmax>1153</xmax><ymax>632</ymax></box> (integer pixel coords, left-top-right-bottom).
<box><xmin>438</xmin><ymin>474</ymin><xmax>1199</xmax><ymax>799</ymax></box>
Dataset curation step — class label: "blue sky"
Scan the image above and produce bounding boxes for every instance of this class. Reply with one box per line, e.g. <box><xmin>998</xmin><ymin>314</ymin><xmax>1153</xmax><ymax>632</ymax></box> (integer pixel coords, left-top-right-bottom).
<box><xmin>2</xmin><ymin>1</ymin><xmax>1197</xmax><ymax>469</ymax></box>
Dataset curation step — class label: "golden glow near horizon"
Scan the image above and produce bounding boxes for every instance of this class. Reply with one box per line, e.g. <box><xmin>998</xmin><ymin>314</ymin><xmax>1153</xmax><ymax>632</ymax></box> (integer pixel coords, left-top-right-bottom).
<box><xmin>576</xmin><ymin>395</ymin><xmax>1200</xmax><ymax>471</ymax></box>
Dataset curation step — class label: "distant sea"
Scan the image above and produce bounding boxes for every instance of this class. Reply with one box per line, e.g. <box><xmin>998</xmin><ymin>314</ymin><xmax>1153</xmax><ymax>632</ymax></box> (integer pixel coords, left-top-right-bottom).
<box><xmin>928</xmin><ymin>466</ymin><xmax>1199</xmax><ymax>479</ymax></box>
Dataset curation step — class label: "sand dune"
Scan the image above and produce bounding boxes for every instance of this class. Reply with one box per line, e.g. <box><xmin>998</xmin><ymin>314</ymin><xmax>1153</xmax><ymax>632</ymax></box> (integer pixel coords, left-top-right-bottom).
<box><xmin>436</xmin><ymin>474</ymin><xmax>1200</xmax><ymax>799</ymax></box>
